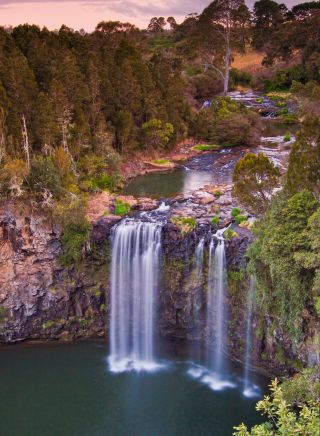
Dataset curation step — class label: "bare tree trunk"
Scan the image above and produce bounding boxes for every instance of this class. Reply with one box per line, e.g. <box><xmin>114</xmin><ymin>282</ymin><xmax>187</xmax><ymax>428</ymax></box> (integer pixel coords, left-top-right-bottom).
<box><xmin>223</xmin><ymin>9</ymin><xmax>231</xmax><ymax>96</ymax></box>
<box><xmin>21</xmin><ymin>114</ymin><xmax>30</xmax><ymax>169</ymax></box>
<box><xmin>223</xmin><ymin>38</ymin><xmax>230</xmax><ymax>95</ymax></box>
<box><xmin>0</xmin><ymin>112</ymin><xmax>5</xmax><ymax>165</ymax></box>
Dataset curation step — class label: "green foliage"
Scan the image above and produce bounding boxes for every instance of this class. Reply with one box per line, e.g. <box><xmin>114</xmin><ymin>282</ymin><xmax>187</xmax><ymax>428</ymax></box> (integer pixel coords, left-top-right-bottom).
<box><xmin>265</xmin><ymin>65</ymin><xmax>309</xmax><ymax>92</ymax></box>
<box><xmin>27</xmin><ymin>156</ymin><xmax>62</xmax><ymax>198</ymax></box>
<box><xmin>54</xmin><ymin>198</ymin><xmax>90</xmax><ymax>265</ymax></box>
<box><xmin>248</xmin><ymin>190</ymin><xmax>320</xmax><ymax>339</ymax></box>
<box><xmin>0</xmin><ymin>306</ymin><xmax>8</xmax><ymax>323</ymax></box>
<box><xmin>213</xmin><ymin>190</ymin><xmax>222</xmax><ymax>198</ymax></box>
<box><xmin>210</xmin><ymin>216</ymin><xmax>219</xmax><ymax>225</ymax></box>
<box><xmin>224</xmin><ymin>228</ymin><xmax>239</xmax><ymax>240</ymax></box>
<box><xmin>235</xmin><ymin>214</ymin><xmax>247</xmax><ymax>224</ymax></box>
<box><xmin>281</xmin><ymin>368</ymin><xmax>320</xmax><ymax>408</ymax></box>
<box><xmin>233</xmin><ymin>153</ymin><xmax>281</xmax><ymax>215</ymax></box>
<box><xmin>230</xmin><ymin>68</ymin><xmax>252</xmax><ymax>87</ymax></box>
<box><xmin>285</xmin><ymin>117</ymin><xmax>320</xmax><ymax>198</ymax></box>
<box><xmin>190</xmin><ymin>97</ymin><xmax>262</xmax><ymax>147</ymax></box>
<box><xmin>152</xmin><ymin>158</ymin><xmax>171</xmax><ymax>165</ymax></box>
<box><xmin>142</xmin><ymin>118</ymin><xmax>174</xmax><ymax>149</ymax></box>
<box><xmin>0</xmin><ymin>158</ymin><xmax>29</xmax><ymax>197</ymax></box>
<box><xmin>234</xmin><ymin>379</ymin><xmax>320</xmax><ymax>435</ymax></box>
<box><xmin>192</xmin><ymin>144</ymin><xmax>220</xmax><ymax>151</ymax></box>
<box><xmin>78</xmin><ymin>153</ymin><xmax>122</xmax><ymax>193</ymax></box>
<box><xmin>171</xmin><ymin>216</ymin><xmax>196</xmax><ymax>234</ymax></box>
<box><xmin>114</xmin><ymin>199</ymin><xmax>131</xmax><ymax>216</ymax></box>
<box><xmin>231</xmin><ymin>207</ymin><xmax>242</xmax><ymax>218</ymax></box>
<box><xmin>283</xmin><ymin>132</ymin><xmax>291</xmax><ymax>142</ymax></box>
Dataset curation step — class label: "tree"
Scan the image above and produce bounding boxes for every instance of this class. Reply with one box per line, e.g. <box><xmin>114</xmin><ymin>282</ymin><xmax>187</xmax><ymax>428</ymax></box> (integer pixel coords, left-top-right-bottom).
<box><xmin>142</xmin><ymin>119</ymin><xmax>174</xmax><ymax>149</ymax></box>
<box><xmin>234</xmin><ymin>379</ymin><xmax>320</xmax><ymax>435</ymax></box>
<box><xmin>233</xmin><ymin>152</ymin><xmax>280</xmax><ymax>214</ymax></box>
<box><xmin>199</xmin><ymin>0</ymin><xmax>251</xmax><ymax>94</ymax></box>
<box><xmin>252</xmin><ymin>0</ymin><xmax>288</xmax><ymax>50</ymax></box>
<box><xmin>167</xmin><ymin>17</ymin><xmax>178</xmax><ymax>31</ymax></box>
<box><xmin>114</xmin><ymin>110</ymin><xmax>135</xmax><ymax>154</ymax></box>
<box><xmin>285</xmin><ymin>117</ymin><xmax>320</xmax><ymax>199</ymax></box>
<box><xmin>147</xmin><ymin>17</ymin><xmax>167</xmax><ymax>33</ymax></box>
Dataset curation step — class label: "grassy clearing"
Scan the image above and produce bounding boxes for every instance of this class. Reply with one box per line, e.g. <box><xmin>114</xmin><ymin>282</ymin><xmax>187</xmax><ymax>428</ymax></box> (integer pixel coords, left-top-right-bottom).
<box><xmin>152</xmin><ymin>158</ymin><xmax>172</xmax><ymax>166</ymax></box>
<box><xmin>192</xmin><ymin>144</ymin><xmax>220</xmax><ymax>152</ymax></box>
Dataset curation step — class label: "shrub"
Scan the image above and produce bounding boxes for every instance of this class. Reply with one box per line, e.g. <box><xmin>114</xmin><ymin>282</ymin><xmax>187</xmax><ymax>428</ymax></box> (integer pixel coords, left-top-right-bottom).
<box><xmin>0</xmin><ymin>158</ymin><xmax>29</xmax><ymax>197</ymax></box>
<box><xmin>28</xmin><ymin>156</ymin><xmax>62</xmax><ymax>198</ymax></box>
<box><xmin>231</xmin><ymin>207</ymin><xmax>242</xmax><ymax>218</ymax></box>
<box><xmin>234</xmin><ymin>214</ymin><xmax>247</xmax><ymax>224</ymax></box>
<box><xmin>213</xmin><ymin>190</ymin><xmax>222</xmax><ymax>198</ymax></box>
<box><xmin>114</xmin><ymin>199</ymin><xmax>131</xmax><ymax>216</ymax></box>
<box><xmin>234</xmin><ymin>379</ymin><xmax>320</xmax><ymax>435</ymax></box>
<box><xmin>54</xmin><ymin>198</ymin><xmax>91</xmax><ymax>265</ymax></box>
<box><xmin>283</xmin><ymin>132</ymin><xmax>291</xmax><ymax>142</ymax></box>
<box><xmin>142</xmin><ymin>119</ymin><xmax>174</xmax><ymax>149</ymax></box>
<box><xmin>210</xmin><ymin>216</ymin><xmax>219</xmax><ymax>225</ymax></box>
<box><xmin>190</xmin><ymin>97</ymin><xmax>263</xmax><ymax>147</ymax></box>
<box><xmin>171</xmin><ymin>216</ymin><xmax>196</xmax><ymax>234</ymax></box>
<box><xmin>224</xmin><ymin>228</ymin><xmax>239</xmax><ymax>240</ymax></box>
<box><xmin>78</xmin><ymin>154</ymin><xmax>122</xmax><ymax>193</ymax></box>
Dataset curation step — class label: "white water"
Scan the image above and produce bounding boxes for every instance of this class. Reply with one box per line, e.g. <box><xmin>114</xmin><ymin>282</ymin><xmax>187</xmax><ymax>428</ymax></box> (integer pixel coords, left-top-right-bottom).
<box><xmin>207</xmin><ymin>229</ymin><xmax>227</xmax><ymax>377</ymax></box>
<box><xmin>109</xmin><ymin>220</ymin><xmax>162</xmax><ymax>373</ymax></box>
<box><xmin>243</xmin><ymin>276</ymin><xmax>260</xmax><ymax>398</ymax></box>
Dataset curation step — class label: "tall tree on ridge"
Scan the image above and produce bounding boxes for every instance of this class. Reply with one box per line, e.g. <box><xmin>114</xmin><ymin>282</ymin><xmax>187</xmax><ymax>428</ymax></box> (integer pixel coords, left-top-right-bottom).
<box><xmin>198</xmin><ymin>0</ymin><xmax>251</xmax><ymax>94</ymax></box>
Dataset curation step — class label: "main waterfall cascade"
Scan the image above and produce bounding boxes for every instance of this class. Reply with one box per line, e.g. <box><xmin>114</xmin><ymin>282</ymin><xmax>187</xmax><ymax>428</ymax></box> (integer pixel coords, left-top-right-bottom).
<box><xmin>108</xmin><ymin>219</ymin><xmax>162</xmax><ymax>373</ymax></box>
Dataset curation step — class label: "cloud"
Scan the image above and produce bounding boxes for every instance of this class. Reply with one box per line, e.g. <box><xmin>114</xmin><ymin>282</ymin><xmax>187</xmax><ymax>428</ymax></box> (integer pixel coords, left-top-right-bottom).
<box><xmin>0</xmin><ymin>0</ymin><xmax>209</xmax><ymax>15</ymax></box>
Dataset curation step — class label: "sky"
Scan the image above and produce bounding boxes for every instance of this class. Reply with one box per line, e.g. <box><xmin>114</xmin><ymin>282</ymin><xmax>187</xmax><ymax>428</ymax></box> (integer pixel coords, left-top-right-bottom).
<box><xmin>0</xmin><ymin>0</ymin><xmax>301</xmax><ymax>31</ymax></box>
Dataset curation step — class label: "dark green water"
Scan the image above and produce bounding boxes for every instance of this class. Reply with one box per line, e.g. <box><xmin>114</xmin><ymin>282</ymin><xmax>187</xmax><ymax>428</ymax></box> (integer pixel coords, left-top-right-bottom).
<box><xmin>0</xmin><ymin>341</ymin><xmax>266</xmax><ymax>436</ymax></box>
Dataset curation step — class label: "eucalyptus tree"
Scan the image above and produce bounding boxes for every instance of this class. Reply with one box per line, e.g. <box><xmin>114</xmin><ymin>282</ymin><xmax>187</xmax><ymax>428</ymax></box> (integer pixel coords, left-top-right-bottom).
<box><xmin>198</xmin><ymin>0</ymin><xmax>251</xmax><ymax>94</ymax></box>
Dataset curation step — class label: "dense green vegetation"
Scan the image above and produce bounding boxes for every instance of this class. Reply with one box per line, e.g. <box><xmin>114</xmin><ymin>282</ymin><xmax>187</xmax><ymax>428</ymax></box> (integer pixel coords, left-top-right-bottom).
<box><xmin>234</xmin><ymin>378</ymin><xmax>320</xmax><ymax>435</ymax></box>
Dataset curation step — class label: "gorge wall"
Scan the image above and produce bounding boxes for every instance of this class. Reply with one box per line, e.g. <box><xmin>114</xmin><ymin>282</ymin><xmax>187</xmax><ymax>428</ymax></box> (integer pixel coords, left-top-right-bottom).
<box><xmin>0</xmin><ymin>201</ymin><xmax>314</xmax><ymax>375</ymax></box>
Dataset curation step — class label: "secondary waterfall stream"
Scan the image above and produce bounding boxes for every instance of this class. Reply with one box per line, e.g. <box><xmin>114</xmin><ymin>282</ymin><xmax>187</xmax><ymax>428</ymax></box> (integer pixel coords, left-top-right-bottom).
<box><xmin>206</xmin><ymin>229</ymin><xmax>227</xmax><ymax>377</ymax></box>
<box><xmin>109</xmin><ymin>219</ymin><xmax>162</xmax><ymax>372</ymax></box>
<box><xmin>243</xmin><ymin>276</ymin><xmax>260</xmax><ymax>397</ymax></box>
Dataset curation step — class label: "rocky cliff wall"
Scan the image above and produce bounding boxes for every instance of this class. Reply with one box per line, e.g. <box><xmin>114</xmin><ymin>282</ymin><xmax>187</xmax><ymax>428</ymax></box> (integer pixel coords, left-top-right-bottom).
<box><xmin>0</xmin><ymin>202</ymin><xmax>313</xmax><ymax>376</ymax></box>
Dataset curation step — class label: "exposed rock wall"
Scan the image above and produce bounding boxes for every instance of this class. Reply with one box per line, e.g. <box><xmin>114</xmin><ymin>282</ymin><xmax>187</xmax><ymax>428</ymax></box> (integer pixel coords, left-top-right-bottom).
<box><xmin>0</xmin><ymin>202</ymin><xmax>107</xmax><ymax>342</ymax></box>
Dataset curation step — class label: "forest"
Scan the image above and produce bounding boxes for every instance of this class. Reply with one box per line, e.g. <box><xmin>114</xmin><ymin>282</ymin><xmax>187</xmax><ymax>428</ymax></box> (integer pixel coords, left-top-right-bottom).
<box><xmin>0</xmin><ymin>0</ymin><xmax>319</xmax><ymax>435</ymax></box>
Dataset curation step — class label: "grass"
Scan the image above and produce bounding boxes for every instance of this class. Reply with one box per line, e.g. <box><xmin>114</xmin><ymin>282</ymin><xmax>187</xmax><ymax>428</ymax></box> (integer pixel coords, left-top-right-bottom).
<box><xmin>171</xmin><ymin>216</ymin><xmax>196</xmax><ymax>234</ymax></box>
<box><xmin>211</xmin><ymin>216</ymin><xmax>219</xmax><ymax>225</ymax></box>
<box><xmin>152</xmin><ymin>158</ymin><xmax>172</xmax><ymax>166</ymax></box>
<box><xmin>114</xmin><ymin>199</ymin><xmax>131</xmax><ymax>216</ymax></box>
<box><xmin>192</xmin><ymin>144</ymin><xmax>220</xmax><ymax>152</ymax></box>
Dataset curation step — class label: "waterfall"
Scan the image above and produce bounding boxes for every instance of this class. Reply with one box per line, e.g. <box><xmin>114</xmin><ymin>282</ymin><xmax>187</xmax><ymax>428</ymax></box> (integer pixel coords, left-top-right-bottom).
<box><xmin>108</xmin><ymin>220</ymin><xmax>162</xmax><ymax>373</ymax></box>
<box><xmin>206</xmin><ymin>229</ymin><xmax>227</xmax><ymax>377</ymax></box>
<box><xmin>243</xmin><ymin>276</ymin><xmax>260</xmax><ymax>397</ymax></box>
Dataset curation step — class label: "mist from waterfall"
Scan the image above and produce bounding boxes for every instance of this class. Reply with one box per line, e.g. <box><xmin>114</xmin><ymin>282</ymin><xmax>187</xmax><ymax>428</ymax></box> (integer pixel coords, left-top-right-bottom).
<box><xmin>108</xmin><ymin>220</ymin><xmax>162</xmax><ymax>373</ymax></box>
<box><xmin>206</xmin><ymin>229</ymin><xmax>227</xmax><ymax>377</ymax></box>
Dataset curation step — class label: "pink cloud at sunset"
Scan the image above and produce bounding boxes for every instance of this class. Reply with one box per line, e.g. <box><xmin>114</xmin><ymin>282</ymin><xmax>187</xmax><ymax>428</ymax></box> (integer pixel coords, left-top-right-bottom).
<box><xmin>0</xmin><ymin>0</ymin><xmax>302</xmax><ymax>31</ymax></box>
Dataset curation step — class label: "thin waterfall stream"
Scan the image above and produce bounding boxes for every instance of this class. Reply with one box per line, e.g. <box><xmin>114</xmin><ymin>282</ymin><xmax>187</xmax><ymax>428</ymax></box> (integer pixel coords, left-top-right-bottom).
<box><xmin>109</xmin><ymin>219</ymin><xmax>162</xmax><ymax>372</ymax></box>
<box><xmin>243</xmin><ymin>276</ymin><xmax>260</xmax><ymax>397</ymax></box>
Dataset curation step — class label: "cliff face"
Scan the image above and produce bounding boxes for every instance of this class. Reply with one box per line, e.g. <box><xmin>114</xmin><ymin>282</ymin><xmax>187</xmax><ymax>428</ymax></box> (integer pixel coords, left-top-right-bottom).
<box><xmin>0</xmin><ymin>202</ymin><xmax>314</xmax><ymax>376</ymax></box>
<box><xmin>0</xmin><ymin>202</ymin><xmax>107</xmax><ymax>342</ymax></box>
